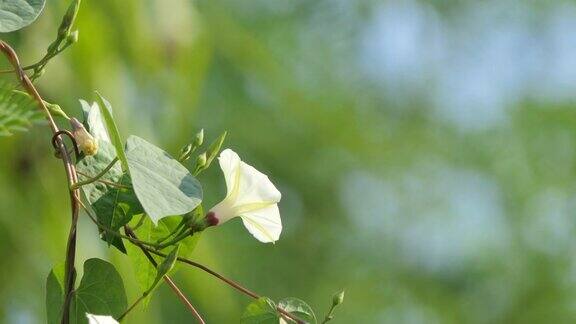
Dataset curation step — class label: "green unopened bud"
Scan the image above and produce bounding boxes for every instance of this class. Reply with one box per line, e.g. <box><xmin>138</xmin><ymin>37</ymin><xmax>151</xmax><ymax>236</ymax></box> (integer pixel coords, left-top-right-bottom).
<box><xmin>45</xmin><ymin>102</ymin><xmax>70</xmax><ymax>120</ymax></box>
<box><xmin>194</xmin><ymin>129</ymin><xmax>204</xmax><ymax>147</ymax></box>
<box><xmin>66</xmin><ymin>30</ymin><xmax>79</xmax><ymax>45</ymax></box>
<box><xmin>58</xmin><ymin>0</ymin><xmax>81</xmax><ymax>38</ymax></box>
<box><xmin>195</xmin><ymin>152</ymin><xmax>207</xmax><ymax>170</ymax></box>
<box><xmin>70</xmin><ymin>117</ymin><xmax>98</xmax><ymax>156</ymax></box>
<box><xmin>179</xmin><ymin>143</ymin><xmax>193</xmax><ymax>162</ymax></box>
<box><xmin>332</xmin><ymin>290</ymin><xmax>345</xmax><ymax>306</ymax></box>
<box><xmin>204</xmin><ymin>131</ymin><xmax>227</xmax><ymax>169</ymax></box>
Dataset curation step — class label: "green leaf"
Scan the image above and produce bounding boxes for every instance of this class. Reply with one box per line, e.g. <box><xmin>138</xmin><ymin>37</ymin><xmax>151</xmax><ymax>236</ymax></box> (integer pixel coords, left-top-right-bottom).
<box><xmin>241</xmin><ymin>297</ymin><xmax>280</xmax><ymax>324</ymax></box>
<box><xmin>76</xmin><ymin>141</ymin><xmax>142</xmax><ymax>253</ymax></box>
<box><xmin>46</xmin><ymin>264</ymin><xmax>65</xmax><ymax>324</ymax></box>
<box><xmin>126</xmin><ymin>135</ymin><xmax>202</xmax><ymax>224</ymax></box>
<box><xmin>92</xmin><ymin>173</ymin><xmax>142</xmax><ymax>252</ymax></box>
<box><xmin>76</xmin><ymin>141</ymin><xmax>122</xmax><ymax>203</ymax></box>
<box><xmin>149</xmin><ymin>245</ymin><xmax>180</xmax><ymax>292</ymax></box>
<box><xmin>70</xmin><ymin>258</ymin><xmax>127</xmax><ymax>324</ymax></box>
<box><xmin>126</xmin><ymin>215</ymin><xmax>201</xmax><ymax>304</ymax></box>
<box><xmin>278</xmin><ymin>298</ymin><xmax>317</xmax><ymax>324</ymax></box>
<box><xmin>0</xmin><ymin>0</ymin><xmax>45</xmax><ymax>33</ymax></box>
<box><xmin>125</xmin><ymin>218</ymin><xmax>158</xmax><ymax>307</ymax></box>
<box><xmin>0</xmin><ymin>83</ymin><xmax>43</xmax><ymax>136</ymax></box>
<box><xmin>95</xmin><ymin>92</ymin><xmax>128</xmax><ymax>172</ymax></box>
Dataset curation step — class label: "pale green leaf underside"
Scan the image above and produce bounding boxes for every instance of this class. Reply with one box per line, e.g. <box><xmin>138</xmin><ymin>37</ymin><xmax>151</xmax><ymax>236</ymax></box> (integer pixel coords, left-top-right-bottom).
<box><xmin>80</xmin><ymin>99</ymin><xmax>109</xmax><ymax>143</ymax></box>
<box><xmin>95</xmin><ymin>92</ymin><xmax>128</xmax><ymax>172</ymax></box>
<box><xmin>76</xmin><ymin>142</ymin><xmax>122</xmax><ymax>204</ymax></box>
<box><xmin>278</xmin><ymin>297</ymin><xmax>317</xmax><ymax>324</ymax></box>
<box><xmin>0</xmin><ymin>0</ymin><xmax>45</xmax><ymax>32</ymax></box>
<box><xmin>76</xmin><ymin>142</ymin><xmax>142</xmax><ymax>253</ymax></box>
<box><xmin>126</xmin><ymin>135</ymin><xmax>202</xmax><ymax>224</ymax></box>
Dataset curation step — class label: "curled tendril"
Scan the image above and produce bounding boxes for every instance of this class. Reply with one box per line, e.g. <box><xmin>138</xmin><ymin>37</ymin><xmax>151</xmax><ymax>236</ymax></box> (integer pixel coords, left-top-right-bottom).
<box><xmin>52</xmin><ymin>130</ymin><xmax>80</xmax><ymax>161</ymax></box>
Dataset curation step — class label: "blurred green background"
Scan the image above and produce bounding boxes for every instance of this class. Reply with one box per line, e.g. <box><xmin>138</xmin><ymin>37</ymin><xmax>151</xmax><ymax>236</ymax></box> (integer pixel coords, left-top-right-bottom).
<box><xmin>1</xmin><ymin>0</ymin><xmax>576</xmax><ymax>323</ymax></box>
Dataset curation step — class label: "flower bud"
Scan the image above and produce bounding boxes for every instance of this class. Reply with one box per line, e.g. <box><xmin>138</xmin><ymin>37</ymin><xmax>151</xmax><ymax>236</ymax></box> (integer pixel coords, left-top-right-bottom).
<box><xmin>205</xmin><ymin>211</ymin><xmax>219</xmax><ymax>227</ymax></box>
<box><xmin>70</xmin><ymin>118</ymin><xmax>98</xmax><ymax>156</ymax></box>
<box><xmin>332</xmin><ymin>290</ymin><xmax>345</xmax><ymax>306</ymax></box>
<box><xmin>194</xmin><ymin>152</ymin><xmax>207</xmax><ymax>171</ymax></box>
<box><xmin>46</xmin><ymin>102</ymin><xmax>69</xmax><ymax>119</ymax></box>
<box><xmin>66</xmin><ymin>30</ymin><xmax>79</xmax><ymax>45</ymax></box>
<box><xmin>58</xmin><ymin>0</ymin><xmax>81</xmax><ymax>38</ymax></box>
<box><xmin>179</xmin><ymin>144</ymin><xmax>193</xmax><ymax>161</ymax></box>
<box><xmin>194</xmin><ymin>129</ymin><xmax>204</xmax><ymax>147</ymax></box>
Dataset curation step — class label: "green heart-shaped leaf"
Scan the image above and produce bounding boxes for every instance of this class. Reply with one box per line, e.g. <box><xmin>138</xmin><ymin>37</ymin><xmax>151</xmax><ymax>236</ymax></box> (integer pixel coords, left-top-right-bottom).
<box><xmin>126</xmin><ymin>135</ymin><xmax>202</xmax><ymax>224</ymax></box>
<box><xmin>45</xmin><ymin>258</ymin><xmax>127</xmax><ymax>324</ymax></box>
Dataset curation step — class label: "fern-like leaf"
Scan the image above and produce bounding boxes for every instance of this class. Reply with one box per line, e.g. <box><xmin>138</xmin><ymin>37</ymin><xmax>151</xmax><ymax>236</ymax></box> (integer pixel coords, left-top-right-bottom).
<box><xmin>0</xmin><ymin>83</ymin><xmax>44</xmax><ymax>137</ymax></box>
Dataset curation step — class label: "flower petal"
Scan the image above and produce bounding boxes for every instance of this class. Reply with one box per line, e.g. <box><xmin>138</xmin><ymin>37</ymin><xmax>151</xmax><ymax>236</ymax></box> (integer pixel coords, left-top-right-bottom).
<box><xmin>218</xmin><ymin>149</ymin><xmax>281</xmax><ymax>207</ymax></box>
<box><xmin>240</xmin><ymin>204</ymin><xmax>282</xmax><ymax>243</ymax></box>
<box><xmin>86</xmin><ymin>313</ymin><xmax>119</xmax><ymax>324</ymax></box>
<box><xmin>234</xmin><ymin>159</ymin><xmax>281</xmax><ymax>206</ymax></box>
<box><xmin>218</xmin><ymin>149</ymin><xmax>241</xmax><ymax>197</ymax></box>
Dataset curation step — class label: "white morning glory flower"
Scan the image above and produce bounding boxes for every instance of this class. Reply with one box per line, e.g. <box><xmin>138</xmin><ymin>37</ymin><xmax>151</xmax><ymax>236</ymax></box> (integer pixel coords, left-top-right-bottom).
<box><xmin>208</xmin><ymin>149</ymin><xmax>282</xmax><ymax>243</ymax></box>
<box><xmin>86</xmin><ymin>313</ymin><xmax>119</xmax><ymax>324</ymax></box>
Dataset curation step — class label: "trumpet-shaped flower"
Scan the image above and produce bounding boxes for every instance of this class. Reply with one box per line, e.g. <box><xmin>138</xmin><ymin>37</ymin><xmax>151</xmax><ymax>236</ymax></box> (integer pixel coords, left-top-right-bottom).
<box><xmin>86</xmin><ymin>313</ymin><xmax>119</xmax><ymax>324</ymax></box>
<box><xmin>208</xmin><ymin>149</ymin><xmax>282</xmax><ymax>243</ymax></box>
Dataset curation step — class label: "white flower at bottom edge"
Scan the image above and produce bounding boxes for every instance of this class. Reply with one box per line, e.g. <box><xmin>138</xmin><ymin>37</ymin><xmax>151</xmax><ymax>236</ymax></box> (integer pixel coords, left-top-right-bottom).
<box><xmin>208</xmin><ymin>149</ymin><xmax>282</xmax><ymax>243</ymax></box>
<box><xmin>86</xmin><ymin>313</ymin><xmax>119</xmax><ymax>324</ymax></box>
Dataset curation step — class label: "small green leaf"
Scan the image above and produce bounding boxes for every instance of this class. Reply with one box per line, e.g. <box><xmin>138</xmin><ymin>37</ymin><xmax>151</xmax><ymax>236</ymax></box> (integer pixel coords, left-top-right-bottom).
<box><xmin>125</xmin><ymin>218</ymin><xmax>158</xmax><ymax>307</ymax></box>
<box><xmin>0</xmin><ymin>0</ymin><xmax>45</xmax><ymax>33</ymax></box>
<box><xmin>95</xmin><ymin>92</ymin><xmax>128</xmax><ymax>172</ymax></box>
<box><xmin>70</xmin><ymin>258</ymin><xmax>127</xmax><ymax>324</ymax></box>
<box><xmin>126</xmin><ymin>135</ymin><xmax>202</xmax><ymax>224</ymax></box>
<box><xmin>241</xmin><ymin>297</ymin><xmax>279</xmax><ymax>324</ymax></box>
<box><xmin>45</xmin><ymin>264</ymin><xmax>65</xmax><ymax>324</ymax></box>
<box><xmin>279</xmin><ymin>298</ymin><xmax>317</xmax><ymax>324</ymax></box>
<box><xmin>149</xmin><ymin>245</ymin><xmax>180</xmax><ymax>292</ymax></box>
<box><xmin>126</xmin><ymin>215</ymin><xmax>201</xmax><ymax>305</ymax></box>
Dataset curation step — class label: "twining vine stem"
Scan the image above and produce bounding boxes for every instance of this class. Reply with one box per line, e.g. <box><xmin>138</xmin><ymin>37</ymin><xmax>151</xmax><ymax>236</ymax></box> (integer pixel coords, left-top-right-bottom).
<box><xmin>0</xmin><ymin>40</ymin><xmax>205</xmax><ymax>324</ymax></box>
<box><xmin>124</xmin><ymin>226</ymin><xmax>207</xmax><ymax>324</ymax></box>
<box><xmin>0</xmin><ymin>40</ymin><xmax>80</xmax><ymax>324</ymax></box>
<box><xmin>143</xmin><ymin>248</ymin><xmax>306</xmax><ymax>324</ymax></box>
<box><xmin>0</xmin><ymin>39</ymin><xmax>307</xmax><ymax>324</ymax></box>
<box><xmin>78</xmin><ymin>190</ymin><xmax>305</xmax><ymax>323</ymax></box>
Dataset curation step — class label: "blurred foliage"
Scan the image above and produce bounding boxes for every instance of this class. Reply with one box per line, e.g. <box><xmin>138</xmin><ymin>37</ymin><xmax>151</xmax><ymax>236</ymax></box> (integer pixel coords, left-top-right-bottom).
<box><xmin>2</xmin><ymin>0</ymin><xmax>576</xmax><ymax>323</ymax></box>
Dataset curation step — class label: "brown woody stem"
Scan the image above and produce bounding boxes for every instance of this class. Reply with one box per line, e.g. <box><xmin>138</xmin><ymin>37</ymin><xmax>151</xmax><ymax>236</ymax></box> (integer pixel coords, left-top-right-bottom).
<box><xmin>0</xmin><ymin>40</ymin><xmax>80</xmax><ymax>324</ymax></box>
